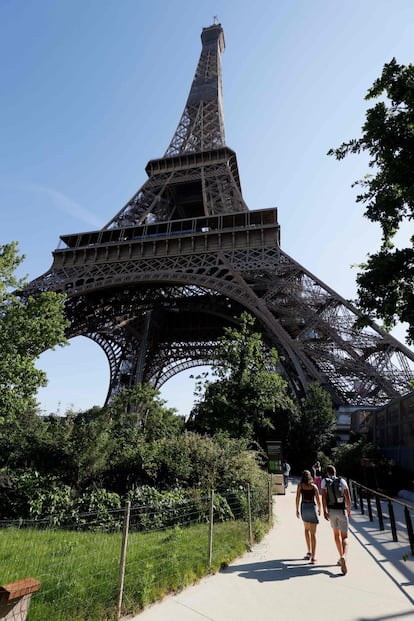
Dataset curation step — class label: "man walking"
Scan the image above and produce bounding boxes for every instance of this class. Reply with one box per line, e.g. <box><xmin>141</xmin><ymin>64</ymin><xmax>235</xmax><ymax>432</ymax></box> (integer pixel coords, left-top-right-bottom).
<box><xmin>282</xmin><ymin>460</ymin><xmax>291</xmax><ymax>488</ymax></box>
<box><xmin>321</xmin><ymin>464</ymin><xmax>351</xmax><ymax>574</ymax></box>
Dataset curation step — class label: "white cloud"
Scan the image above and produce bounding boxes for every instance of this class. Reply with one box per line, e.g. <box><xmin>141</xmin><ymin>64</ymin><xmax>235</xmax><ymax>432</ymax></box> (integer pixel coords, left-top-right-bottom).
<box><xmin>0</xmin><ymin>176</ymin><xmax>102</xmax><ymax>229</ymax></box>
<box><xmin>28</xmin><ymin>183</ymin><xmax>102</xmax><ymax>228</ymax></box>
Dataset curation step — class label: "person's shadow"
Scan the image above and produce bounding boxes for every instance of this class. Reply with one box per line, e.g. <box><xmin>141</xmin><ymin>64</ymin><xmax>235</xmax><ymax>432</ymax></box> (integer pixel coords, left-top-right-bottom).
<box><xmin>222</xmin><ymin>558</ymin><xmax>342</xmax><ymax>582</ymax></box>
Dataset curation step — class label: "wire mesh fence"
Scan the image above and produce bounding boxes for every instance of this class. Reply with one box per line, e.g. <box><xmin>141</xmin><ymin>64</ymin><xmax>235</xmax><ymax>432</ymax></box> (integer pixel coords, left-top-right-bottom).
<box><xmin>0</xmin><ymin>484</ymin><xmax>272</xmax><ymax>621</ymax></box>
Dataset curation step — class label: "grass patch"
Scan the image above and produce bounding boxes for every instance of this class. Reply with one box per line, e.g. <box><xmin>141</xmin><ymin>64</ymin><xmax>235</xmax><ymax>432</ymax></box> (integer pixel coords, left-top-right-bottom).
<box><xmin>1</xmin><ymin>519</ymin><xmax>269</xmax><ymax>620</ymax></box>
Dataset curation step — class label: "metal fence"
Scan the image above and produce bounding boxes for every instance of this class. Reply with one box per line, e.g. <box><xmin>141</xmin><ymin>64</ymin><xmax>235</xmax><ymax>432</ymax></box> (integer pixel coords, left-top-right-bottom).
<box><xmin>0</xmin><ymin>484</ymin><xmax>272</xmax><ymax>621</ymax></box>
<box><xmin>349</xmin><ymin>479</ymin><xmax>414</xmax><ymax>555</ymax></box>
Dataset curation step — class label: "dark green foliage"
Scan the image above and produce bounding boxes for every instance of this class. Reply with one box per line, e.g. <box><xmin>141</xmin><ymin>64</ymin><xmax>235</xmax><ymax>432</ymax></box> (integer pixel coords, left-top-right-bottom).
<box><xmin>0</xmin><ymin>415</ymin><xmax>270</xmax><ymax>523</ymax></box>
<box><xmin>328</xmin><ymin>59</ymin><xmax>414</xmax><ymax>342</ymax></box>
<box><xmin>0</xmin><ymin>468</ymin><xmax>125</xmax><ymax>527</ymax></box>
<box><xmin>0</xmin><ymin>469</ymin><xmax>72</xmax><ymax>522</ymax></box>
<box><xmin>125</xmin><ymin>487</ymin><xmax>237</xmax><ymax>531</ymax></box>
<box><xmin>144</xmin><ymin>431</ymin><xmax>269</xmax><ymax>494</ymax></box>
<box><xmin>126</xmin><ymin>487</ymin><xmax>204</xmax><ymax>531</ymax></box>
<box><xmin>288</xmin><ymin>383</ymin><xmax>337</xmax><ymax>471</ymax></box>
<box><xmin>355</xmin><ymin>247</ymin><xmax>414</xmax><ymax>342</ymax></box>
<box><xmin>99</xmin><ymin>384</ymin><xmax>185</xmax><ymax>493</ymax></box>
<box><xmin>187</xmin><ymin>312</ymin><xmax>295</xmax><ymax>442</ymax></box>
<box><xmin>0</xmin><ymin>408</ymin><xmax>114</xmax><ymax>488</ymax></box>
<box><xmin>0</xmin><ymin>242</ymin><xmax>69</xmax><ymax>421</ymax></box>
<box><xmin>0</xmin><ymin>384</ymin><xmax>186</xmax><ymax>495</ymax></box>
<box><xmin>70</xmin><ymin>488</ymin><xmax>122</xmax><ymax>530</ymax></box>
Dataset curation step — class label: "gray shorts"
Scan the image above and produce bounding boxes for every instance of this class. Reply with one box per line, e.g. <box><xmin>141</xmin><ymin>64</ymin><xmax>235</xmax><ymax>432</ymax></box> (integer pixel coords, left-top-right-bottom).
<box><xmin>328</xmin><ymin>509</ymin><xmax>348</xmax><ymax>533</ymax></box>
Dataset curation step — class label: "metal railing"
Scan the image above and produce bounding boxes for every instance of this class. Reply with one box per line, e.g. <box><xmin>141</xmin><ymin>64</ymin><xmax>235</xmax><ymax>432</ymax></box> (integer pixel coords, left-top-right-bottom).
<box><xmin>349</xmin><ymin>479</ymin><xmax>414</xmax><ymax>555</ymax></box>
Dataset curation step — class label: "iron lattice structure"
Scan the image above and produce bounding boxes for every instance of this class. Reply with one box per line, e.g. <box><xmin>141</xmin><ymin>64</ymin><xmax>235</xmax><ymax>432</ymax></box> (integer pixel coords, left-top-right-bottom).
<box><xmin>23</xmin><ymin>23</ymin><xmax>414</xmax><ymax>408</ymax></box>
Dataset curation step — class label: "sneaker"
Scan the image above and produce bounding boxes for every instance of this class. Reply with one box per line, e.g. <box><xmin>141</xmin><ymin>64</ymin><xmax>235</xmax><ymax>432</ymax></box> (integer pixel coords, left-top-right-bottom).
<box><xmin>337</xmin><ymin>559</ymin><xmax>342</xmax><ymax>566</ymax></box>
<box><xmin>310</xmin><ymin>557</ymin><xmax>317</xmax><ymax>564</ymax></box>
<box><xmin>304</xmin><ymin>552</ymin><xmax>312</xmax><ymax>560</ymax></box>
<box><xmin>339</xmin><ymin>556</ymin><xmax>347</xmax><ymax>575</ymax></box>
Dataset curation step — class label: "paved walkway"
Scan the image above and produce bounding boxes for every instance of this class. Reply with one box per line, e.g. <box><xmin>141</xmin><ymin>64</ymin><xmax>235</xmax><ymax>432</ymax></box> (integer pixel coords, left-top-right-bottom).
<box><xmin>126</xmin><ymin>480</ymin><xmax>414</xmax><ymax>621</ymax></box>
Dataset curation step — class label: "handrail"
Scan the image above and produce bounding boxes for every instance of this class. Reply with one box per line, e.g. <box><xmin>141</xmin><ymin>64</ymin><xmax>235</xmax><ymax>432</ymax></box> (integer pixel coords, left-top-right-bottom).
<box><xmin>349</xmin><ymin>479</ymin><xmax>414</xmax><ymax>556</ymax></box>
<box><xmin>350</xmin><ymin>480</ymin><xmax>414</xmax><ymax>510</ymax></box>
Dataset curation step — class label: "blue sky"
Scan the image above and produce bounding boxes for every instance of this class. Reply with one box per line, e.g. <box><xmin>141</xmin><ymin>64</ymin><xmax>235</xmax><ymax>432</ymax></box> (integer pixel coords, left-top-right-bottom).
<box><xmin>1</xmin><ymin>0</ymin><xmax>414</xmax><ymax>415</ymax></box>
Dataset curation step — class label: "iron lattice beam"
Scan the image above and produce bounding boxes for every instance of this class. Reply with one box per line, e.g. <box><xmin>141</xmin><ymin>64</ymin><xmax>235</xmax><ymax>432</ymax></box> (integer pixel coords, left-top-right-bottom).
<box><xmin>21</xmin><ymin>22</ymin><xmax>414</xmax><ymax>410</ymax></box>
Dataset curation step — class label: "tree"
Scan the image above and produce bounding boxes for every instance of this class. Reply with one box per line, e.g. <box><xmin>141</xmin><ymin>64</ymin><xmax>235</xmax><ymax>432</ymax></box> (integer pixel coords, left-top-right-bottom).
<box><xmin>289</xmin><ymin>383</ymin><xmax>336</xmax><ymax>471</ymax></box>
<box><xmin>98</xmin><ymin>385</ymin><xmax>185</xmax><ymax>493</ymax></box>
<box><xmin>328</xmin><ymin>58</ymin><xmax>414</xmax><ymax>343</ymax></box>
<box><xmin>0</xmin><ymin>243</ymin><xmax>69</xmax><ymax>421</ymax></box>
<box><xmin>105</xmin><ymin>383</ymin><xmax>183</xmax><ymax>442</ymax></box>
<box><xmin>151</xmin><ymin>431</ymin><xmax>269</xmax><ymax>492</ymax></box>
<box><xmin>1</xmin><ymin>384</ymin><xmax>185</xmax><ymax>494</ymax></box>
<box><xmin>187</xmin><ymin>312</ymin><xmax>295</xmax><ymax>442</ymax></box>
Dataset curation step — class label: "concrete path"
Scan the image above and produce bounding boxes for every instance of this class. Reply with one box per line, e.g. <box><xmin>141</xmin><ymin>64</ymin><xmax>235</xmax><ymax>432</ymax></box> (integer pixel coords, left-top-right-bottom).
<box><xmin>125</xmin><ymin>480</ymin><xmax>414</xmax><ymax>621</ymax></box>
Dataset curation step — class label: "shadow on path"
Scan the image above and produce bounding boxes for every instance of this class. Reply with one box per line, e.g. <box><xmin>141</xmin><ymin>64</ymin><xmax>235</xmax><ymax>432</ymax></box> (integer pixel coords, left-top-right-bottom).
<box><xmin>349</xmin><ymin>522</ymin><xmax>414</xmax><ymax>605</ymax></box>
<box><xmin>356</xmin><ymin>611</ymin><xmax>414</xmax><ymax>621</ymax></box>
<box><xmin>222</xmin><ymin>557</ymin><xmax>342</xmax><ymax>582</ymax></box>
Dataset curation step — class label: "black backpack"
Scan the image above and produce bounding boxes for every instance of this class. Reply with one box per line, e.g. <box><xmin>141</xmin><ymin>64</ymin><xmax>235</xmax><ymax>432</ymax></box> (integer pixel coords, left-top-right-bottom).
<box><xmin>325</xmin><ymin>476</ymin><xmax>345</xmax><ymax>509</ymax></box>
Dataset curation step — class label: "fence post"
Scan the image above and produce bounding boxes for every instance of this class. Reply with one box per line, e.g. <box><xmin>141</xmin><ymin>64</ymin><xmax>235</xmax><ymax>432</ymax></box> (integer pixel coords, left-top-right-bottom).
<box><xmin>117</xmin><ymin>501</ymin><xmax>131</xmax><ymax>620</ymax></box>
<box><xmin>268</xmin><ymin>477</ymin><xmax>273</xmax><ymax>526</ymax></box>
<box><xmin>404</xmin><ymin>506</ymin><xmax>414</xmax><ymax>556</ymax></box>
<box><xmin>359</xmin><ymin>486</ymin><xmax>364</xmax><ymax>515</ymax></box>
<box><xmin>376</xmin><ymin>496</ymin><xmax>384</xmax><ymax>530</ymax></box>
<box><xmin>247</xmin><ymin>484</ymin><xmax>253</xmax><ymax>548</ymax></box>
<box><xmin>351</xmin><ymin>481</ymin><xmax>358</xmax><ymax>510</ymax></box>
<box><xmin>388</xmin><ymin>501</ymin><xmax>398</xmax><ymax>542</ymax></box>
<box><xmin>208</xmin><ymin>490</ymin><xmax>214</xmax><ymax>568</ymax></box>
<box><xmin>367</xmin><ymin>495</ymin><xmax>373</xmax><ymax>521</ymax></box>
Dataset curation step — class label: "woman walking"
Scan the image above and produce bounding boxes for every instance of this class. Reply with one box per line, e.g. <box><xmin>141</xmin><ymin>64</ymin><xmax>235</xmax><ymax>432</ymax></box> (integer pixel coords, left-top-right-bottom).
<box><xmin>296</xmin><ymin>470</ymin><xmax>321</xmax><ymax>563</ymax></box>
<box><xmin>312</xmin><ymin>460</ymin><xmax>322</xmax><ymax>493</ymax></box>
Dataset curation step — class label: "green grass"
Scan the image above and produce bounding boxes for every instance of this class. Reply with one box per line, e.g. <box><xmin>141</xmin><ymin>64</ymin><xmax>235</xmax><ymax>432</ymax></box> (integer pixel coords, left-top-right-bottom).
<box><xmin>1</xmin><ymin>519</ymin><xmax>269</xmax><ymax>620</ymax></box>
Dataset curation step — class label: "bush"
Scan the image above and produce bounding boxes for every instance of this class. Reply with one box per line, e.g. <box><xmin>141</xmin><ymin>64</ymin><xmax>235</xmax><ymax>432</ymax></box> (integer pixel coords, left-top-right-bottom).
<box><xmin>0</xmin><ymin>469</ymin><xmax>73</xmax><ymax>522</ymax></box>
<box><xmin>125</xmin><ymin>486</ymin><xmax>237</xmax><ymax>531</ymax></box>
<box><xmin>70</xmin><ymin>487</ymin><xmax>122</xmax><ymax>531</ymax></box>
<box><xmin>1</xmin><ymin>433</ymin><xmax>271</xmax><ymax>528</ymax></box>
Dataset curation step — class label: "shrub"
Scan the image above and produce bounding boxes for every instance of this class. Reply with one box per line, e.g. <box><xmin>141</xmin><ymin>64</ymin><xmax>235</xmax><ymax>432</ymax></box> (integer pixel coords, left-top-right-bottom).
<box><xmin>70</xmin><ymin>487</ymin><xmax>122</xmax><ymax>531</ymax></box>
<box><xmin>125</xmin><ymin>486</ymin><xmax>237</xmax><ymax>531</ymax></box>
<box><xmin>0</xmin><ymin>469</ymin><xmax>73</xmax><ymax>522</ymax></box>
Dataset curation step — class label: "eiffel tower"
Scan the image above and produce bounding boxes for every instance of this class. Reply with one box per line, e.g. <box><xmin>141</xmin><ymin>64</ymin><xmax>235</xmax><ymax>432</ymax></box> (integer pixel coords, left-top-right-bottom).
<box><xmin>23</xmin><ymin>22</ymin><xmax>414</xmax><ymax>410</ymax></box>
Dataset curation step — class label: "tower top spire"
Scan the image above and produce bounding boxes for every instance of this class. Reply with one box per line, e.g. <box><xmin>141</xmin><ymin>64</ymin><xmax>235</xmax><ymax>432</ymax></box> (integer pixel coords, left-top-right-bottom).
<box><xmin>101</xmin><ymin>22</ymin><xmax>245</xmax><ymax>230</ymax></box>
<box><xmin>164</xmin><ymin>23</ymin><xmax>226</xmax><ymax>156</ymax></box>
<box><xmin>200</xmin><ymin>21</ymin><xmax>225</xmax><ymax>53</ymax></box>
